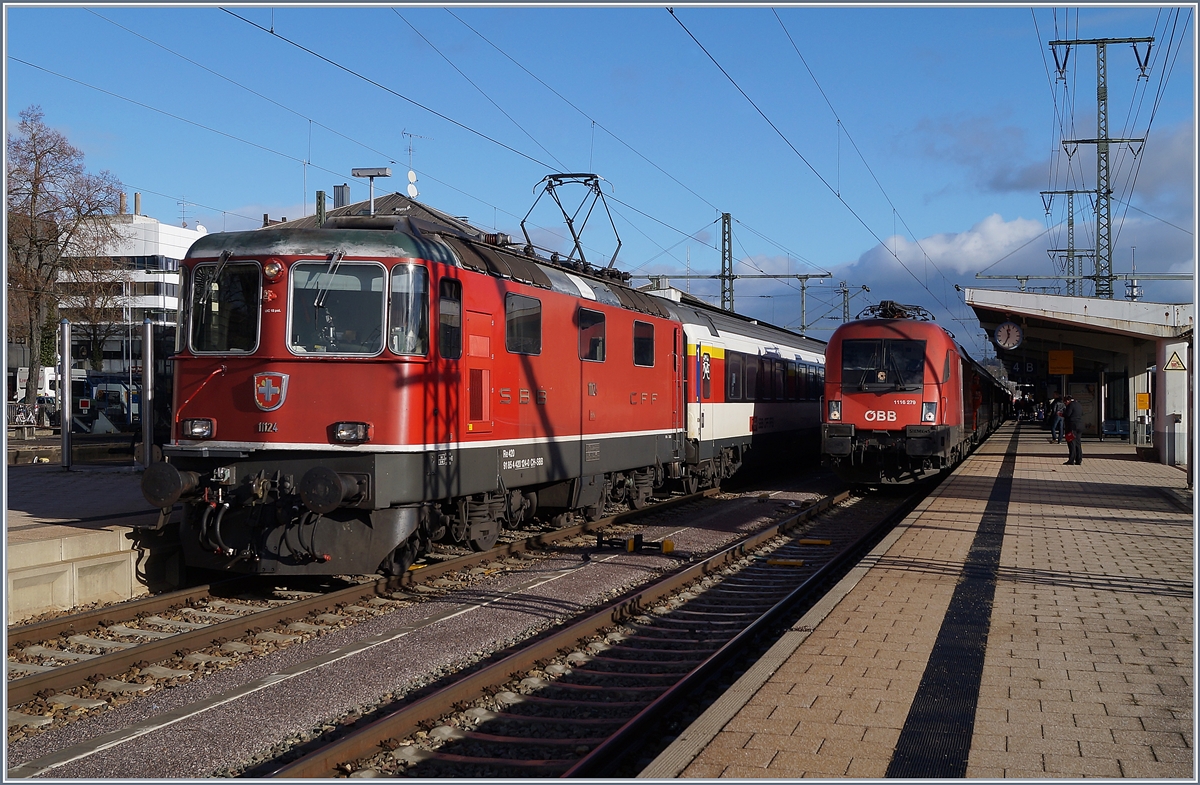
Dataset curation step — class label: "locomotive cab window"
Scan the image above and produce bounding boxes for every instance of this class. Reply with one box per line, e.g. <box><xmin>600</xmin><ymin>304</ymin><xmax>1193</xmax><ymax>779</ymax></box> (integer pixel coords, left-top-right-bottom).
<box><xmin>633</xmin><ymin>321</ymin><xmax>654</xmax><ymax>367</ymax></box>
<box><xmin>505</xmin><ymin>293</ymin><xmax>541</xmax><ymax>355</ymax></box>
<box><xmin>190</xmin><ymin>261</ymin><xmax>261</xmax><ymax>353</ymax></box>
<box><xmin>579</xmin><ymin>308</ymin><xmax>605</xmax><ymax>361</ymax></box>
<box><xmin>438</xmin><ymin>278</ymin><xmax>462</xmax><ymax>360</ymax></box>
<box><xmin>841</xmin><ymin>339</ymin><xmax>925</xmax><ymax>391</ymax></box>
<box><xmin>389</xmin><ymin>264</ymin><xmax>429</xmax><ymax>355</ymax></box>
<box><xmin>289</xmin><ymin>261</ymin><xmax>385</xmax><ymax>355</ymax></box>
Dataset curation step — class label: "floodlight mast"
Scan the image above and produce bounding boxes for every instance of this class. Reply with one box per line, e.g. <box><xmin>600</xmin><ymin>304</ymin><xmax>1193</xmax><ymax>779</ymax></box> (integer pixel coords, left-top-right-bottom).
<box><xmin>351</xmin><ymin>167</ymin><xmax>392</xmax><ymax>216</ymax></box>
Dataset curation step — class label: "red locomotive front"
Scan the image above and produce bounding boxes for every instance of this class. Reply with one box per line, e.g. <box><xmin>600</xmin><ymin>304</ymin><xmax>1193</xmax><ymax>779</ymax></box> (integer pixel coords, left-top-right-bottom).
<box><xmin>821</xmin><ymin>301</ymin><xmax>1006</xmax><ymax>484</ymax></box>
<box><xmin>142</xmin><ymin>219</ymin><xmax>685</xmax><ymax>575</ymax></box>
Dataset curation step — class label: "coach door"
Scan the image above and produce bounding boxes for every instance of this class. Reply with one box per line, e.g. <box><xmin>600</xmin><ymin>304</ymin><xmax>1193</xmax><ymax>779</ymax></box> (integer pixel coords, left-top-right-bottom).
<box><xmin>465</xmin><ymin>310</ymin><xmax>493</xmax><ymax>435</ymax></box>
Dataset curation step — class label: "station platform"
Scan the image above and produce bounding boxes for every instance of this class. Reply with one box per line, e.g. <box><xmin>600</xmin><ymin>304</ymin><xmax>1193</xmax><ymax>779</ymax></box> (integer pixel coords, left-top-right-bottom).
<box><xmin>5</xmin><ymin>463</ymin><xmax>179</xmax><ymax>624</ymax></box>
<box><xmin>645</xmin><ymin>422</ymin><xmax>1194</xmax><ymax>779</ymax></box>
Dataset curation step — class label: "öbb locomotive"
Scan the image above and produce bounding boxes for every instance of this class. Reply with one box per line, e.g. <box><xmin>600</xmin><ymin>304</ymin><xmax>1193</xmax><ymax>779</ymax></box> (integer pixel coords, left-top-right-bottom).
<box><xmin>820</xmin><ymin>301</ymin><xmax>1008</xmax><ymax>484</ymax></box>
<box><xmin>142</xmin><ymin>211</ymin><xmax>825</xmax><ymax>576</ymax></box>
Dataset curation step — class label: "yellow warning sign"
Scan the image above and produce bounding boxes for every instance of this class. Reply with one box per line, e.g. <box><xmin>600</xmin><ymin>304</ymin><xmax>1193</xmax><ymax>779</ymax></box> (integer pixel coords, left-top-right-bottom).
<box><xmin>1164</xmin><ymin>352</ymin><xmax>1187</xmax><ymax>371</ymax></box>
<box><xmin>1136</xmin><ymin>393</ymin><xmax>1151</xmax><ymax>411</ymax></box>
<box><xmin>1048</xmin><ymin>350</ymin><xmax>1074</xmax><ymax>375</ymax></box>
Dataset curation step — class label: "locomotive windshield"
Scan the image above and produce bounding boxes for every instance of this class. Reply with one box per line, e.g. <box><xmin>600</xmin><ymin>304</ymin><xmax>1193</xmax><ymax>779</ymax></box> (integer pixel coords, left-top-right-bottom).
<box><xmin>190</xmin><ymin>262</ymin><xmax>260</xmax><ymax>353</ymax></box>
<box><xmin>841</xmin><ymin>339</ymin><xmax>926</xmax><ymax>391</ymax></box>
<box><xmin>289</xmin><ymin>261</ymin><xmax>385</xmax><ymax>355</ymax></box>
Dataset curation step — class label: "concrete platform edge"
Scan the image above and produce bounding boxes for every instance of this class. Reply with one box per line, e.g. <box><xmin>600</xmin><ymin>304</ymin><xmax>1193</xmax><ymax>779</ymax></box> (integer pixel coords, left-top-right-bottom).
<box><xmin>639</xmin><ymin>482</ymin><xmax>947</xmax><ymax>778</ymax></box>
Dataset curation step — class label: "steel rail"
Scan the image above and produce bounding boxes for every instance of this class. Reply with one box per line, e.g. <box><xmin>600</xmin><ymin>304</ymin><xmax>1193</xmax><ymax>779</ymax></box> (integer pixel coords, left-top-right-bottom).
<box><xmin>7</xmin><ymin>577</ymin><xmax>257</xmax><ymax>644</ymax></box>
<box><xmin>7</xmin><ymin>490</ymin><xmax>717</xmax><ymax>708</ymax></box>
<box><xmin>267</xmin><ymin>490</ymin><xmax>847</xmax><ymax>778</ymax></box>
<box><xmin>565</xmin><ymin>486</ymin><xmax>926</xmax><ymax>777</ymax></box>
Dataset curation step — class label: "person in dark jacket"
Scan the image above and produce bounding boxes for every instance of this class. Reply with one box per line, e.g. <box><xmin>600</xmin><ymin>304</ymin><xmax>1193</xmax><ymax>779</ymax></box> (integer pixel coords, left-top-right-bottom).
<box><xmin>1062</xmin><ymin>395</ymin><xmax>1084</xmax><ymax>465</ymax></box>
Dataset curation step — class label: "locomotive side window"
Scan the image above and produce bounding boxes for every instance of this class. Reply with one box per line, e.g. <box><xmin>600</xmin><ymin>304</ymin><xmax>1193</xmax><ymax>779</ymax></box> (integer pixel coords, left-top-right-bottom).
<box><xmin>579</xmin><ymin>308</ymin><xmax>605</xmax><ymax>361</ymax></box>
<box><xmin>389</xmin><ymin>264</ymin><xmax>429</xmax><ymax>355</ymax></box>
<box><xmin>944</xmin><ymin>350</ymin><xmax>953</xmax><ymax>383</ymax></box>
<box><xmin>727</xmin><ymin>352</ymin><xmax>743</xmax><ymax>400</ymax></box>
<box><xmin>289</xmin><ymin>261</ymin><xmax>385</xmax><ymax>355</ymax></box>
<box><xmin>438</xmin><ymin>278</ymin><xmax>462</xmax><ymax>360</ymax></box>
<box><xmin>633</xmin><ymin>321</ymin><xmax>654</xmax><ymax>367</ymax></box>
<box><xmin>505</xmin><ymin>293</ymin><xmax>541</xmax><ymax>355</ymax></box>
<box><xmin>190</xmin><ymin>262</ymin><xmax>260</xmax><ymax>353</ymax></box>
<box><xmin>175</xmin><ymin>269</ymin><xmax>190</xmax><ymax>353</ymax></box>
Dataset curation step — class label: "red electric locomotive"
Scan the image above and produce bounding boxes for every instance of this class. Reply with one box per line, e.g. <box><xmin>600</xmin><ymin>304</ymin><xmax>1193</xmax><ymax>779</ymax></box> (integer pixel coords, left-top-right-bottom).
<box><xmin>820</xmin><ymin>301</ymin><xmax>1007</xmax><ymax>484</ymax></box>
<box><xmin>141</xmin><ymin>205</ymin><xmax>824</xmax><ymax>576</ymax></box>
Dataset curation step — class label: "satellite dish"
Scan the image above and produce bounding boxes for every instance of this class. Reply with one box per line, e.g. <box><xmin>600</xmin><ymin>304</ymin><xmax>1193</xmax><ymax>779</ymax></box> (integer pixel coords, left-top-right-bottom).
<box><xmin>407</xmin><ymin>183</ymin><xmax>419</xmax><ymax>198</ymax></box>
<box><xmin>408</xmin><ymin>170</ymin><xmax>417</xmax><ymax>184</ymax></box>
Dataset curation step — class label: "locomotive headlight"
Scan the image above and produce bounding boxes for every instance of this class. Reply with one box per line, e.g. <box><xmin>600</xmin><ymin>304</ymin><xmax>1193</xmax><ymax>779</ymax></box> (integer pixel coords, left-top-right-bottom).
<box><xmin>181</xmin><ymin>418</ymin><xmax>215</xmax><ymax>439</ymax></box>
<box><xmin>922</xmin><ymin>402</ymin><xmax>937</xmax><ymax>423</ymax></box>
<box><xmin>827</xmin><ymin>400</ymin><xmax>842</xmax><ymax>421</ymax></box>
<box><xmin>333</xmin><ymin>421</ymin><xmax>371</xmax><ymax>443</ymax></box>
<box><xmin>262</xmin><ymin>259</ymin><xmax>284</xmax><ymax>281</ymax></box>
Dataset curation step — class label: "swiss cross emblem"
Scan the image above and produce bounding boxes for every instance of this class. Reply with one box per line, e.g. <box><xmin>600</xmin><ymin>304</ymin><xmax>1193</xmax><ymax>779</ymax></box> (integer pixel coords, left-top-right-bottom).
<box><xmin>253</xmin><ymin>372</ymin><xmax>289</xmax><ymax>412</ymax></box>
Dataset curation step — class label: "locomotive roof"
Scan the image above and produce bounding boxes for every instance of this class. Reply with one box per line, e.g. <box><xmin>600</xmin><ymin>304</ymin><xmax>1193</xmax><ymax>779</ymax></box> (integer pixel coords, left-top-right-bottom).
<box><xmin>185</xmin><ymin>217</ymin><xmax>675</xmax><ymax>321</ymax></box>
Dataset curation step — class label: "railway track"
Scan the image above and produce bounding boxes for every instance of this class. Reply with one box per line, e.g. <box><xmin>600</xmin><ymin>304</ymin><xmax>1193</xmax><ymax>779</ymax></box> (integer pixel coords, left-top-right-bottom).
<box><xmin>261</xmin><ymin>485</ymin><xmax>922</xmax><ymax>778</ymax></box>
<box><xmin>6</xmin><ymin>490</ymin><xmax>717</xmax><ymax>715</ymax></box>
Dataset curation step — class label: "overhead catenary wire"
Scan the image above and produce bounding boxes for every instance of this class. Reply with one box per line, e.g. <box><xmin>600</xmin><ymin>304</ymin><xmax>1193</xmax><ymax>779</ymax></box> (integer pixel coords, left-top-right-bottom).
<box><xmin>443</xmin><ymin>7</ymin><xmax>828</xmax><ymax>278</ymax></box>
<box><xmin>667</xmin><ymin>8</ymin><xmax>972</xmax><ymax>347</ymax></box>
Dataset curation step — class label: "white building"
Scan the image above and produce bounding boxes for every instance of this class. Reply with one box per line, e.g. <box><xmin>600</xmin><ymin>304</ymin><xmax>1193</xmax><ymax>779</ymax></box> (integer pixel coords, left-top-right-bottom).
<box><xmin>20</xmin><ymin>197</ymin><xmax>206</xmax><ymax>377</ymax></box>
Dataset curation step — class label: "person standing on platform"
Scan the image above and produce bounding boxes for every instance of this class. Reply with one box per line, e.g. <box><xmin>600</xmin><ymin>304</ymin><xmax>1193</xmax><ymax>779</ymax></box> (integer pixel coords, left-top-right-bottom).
<box><xmin>1048</xmin><ymin>397</ymin><xmax>1065</xmax><ymax>443</ymax></box>
<box><xmin>1062</xmin><ymin>395</ymin><xmax>1083</xmax><ymax>465</ymax></box>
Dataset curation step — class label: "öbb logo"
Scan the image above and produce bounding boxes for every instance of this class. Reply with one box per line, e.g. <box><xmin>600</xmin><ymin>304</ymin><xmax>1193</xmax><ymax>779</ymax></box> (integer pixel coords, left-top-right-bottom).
<box><xmin>863</xmin><ymin>410</ymin><xmax>897</xmax><ymax>422</ymax></box>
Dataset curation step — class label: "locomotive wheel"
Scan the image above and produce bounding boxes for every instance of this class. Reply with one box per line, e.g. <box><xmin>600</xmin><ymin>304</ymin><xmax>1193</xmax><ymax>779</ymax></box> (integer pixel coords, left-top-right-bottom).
<box><xmin>382</xmin><ymin>535</ymin><xmax>419</xmax><ymax>576</ymax></box>
<box><xmin>468</xmin><ymin>519</ymin><xmax>499</xmax><ymax>552</ymax></box>
<box><xmin>630</xmin><ymin>485</ymin><xmax>651</xmax><ymax>510</ymax></box>
<box><xmin>681</xmin><ymin>474</ymin><xmax>699</xmax><ymax>495</ymax></box>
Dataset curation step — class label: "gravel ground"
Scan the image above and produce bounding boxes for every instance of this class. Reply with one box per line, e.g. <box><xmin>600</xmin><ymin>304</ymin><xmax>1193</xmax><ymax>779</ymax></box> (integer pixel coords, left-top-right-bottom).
<box><xmin>7</xmin><ymin>485</ymin><xmax>824</xmax><ymax>779</ymax></box>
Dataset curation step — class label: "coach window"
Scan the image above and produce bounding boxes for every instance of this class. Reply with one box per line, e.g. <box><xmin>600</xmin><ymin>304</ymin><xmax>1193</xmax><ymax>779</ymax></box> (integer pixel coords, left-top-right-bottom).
<box><xmin>727</xmin><ymin>352</ymin><xmax>743</xmax><ymax>400</ymax></box>
<box><xmin>505</xmin><ymin>293</ymin><xmax>541</xmax><ymax>354</ymax></box>
<box><xmin>786</xmin><ymin>361</ymin><xmax>798</xmax><ymax>400</ymax></box>
<box><xmin>633</xmin><ymin>321</ymin><xmax>654</xmax><ymax>366</ymax></box>
<box><xmin>389</xmin><ymin>264</ymin><xmax>429</xmax><ymax>355</ymax></box>
<box><xmin>438</xmin><ymin>278</ymin><xmax>462</xmax><ymax>360</ymax></box>
<box><xmin>579</xmin><ymin>308</ymin><xmax>605</xmax><ymax>361</ymax></box>
<box><xmin>744</xmin><ymin>356</ymin><xmax>758</xmax><ymax>400</ymax></box>
<box><xmin>774</xmin><ymin>361</ymin><xmax>786</xmax><ymax>400</ymax></box>
<box><xmin>289</xmin><ymin>261</ymin><xmax>385</xmax><ymax>355</ymax></box>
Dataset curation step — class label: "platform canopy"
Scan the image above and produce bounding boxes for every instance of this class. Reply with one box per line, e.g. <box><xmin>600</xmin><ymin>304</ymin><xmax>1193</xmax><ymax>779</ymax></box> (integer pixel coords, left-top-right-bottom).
<box><xmin>964</xmin><ymin>287</ymin><xmax>1192</xmax><ymax>469</ymax></box>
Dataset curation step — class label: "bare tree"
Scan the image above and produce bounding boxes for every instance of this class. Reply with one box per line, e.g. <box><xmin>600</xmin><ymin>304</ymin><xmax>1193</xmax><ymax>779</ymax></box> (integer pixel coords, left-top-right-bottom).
<box><xmin>7</xmin><ymin>105</ymin><xmax>124</xmax><ymax>403</ymax></box>
<box><xmin>58</xmin><ymin>257</ymin><xmax>131</xmax><ymax>371</ymax></box>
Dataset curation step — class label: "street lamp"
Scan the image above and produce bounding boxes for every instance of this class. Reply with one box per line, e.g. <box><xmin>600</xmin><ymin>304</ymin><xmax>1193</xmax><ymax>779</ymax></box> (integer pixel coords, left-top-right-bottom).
<box><xmin>351</xmin><ymin>167</ymin><xmax>391</xmax><ymax>216</ymax></box>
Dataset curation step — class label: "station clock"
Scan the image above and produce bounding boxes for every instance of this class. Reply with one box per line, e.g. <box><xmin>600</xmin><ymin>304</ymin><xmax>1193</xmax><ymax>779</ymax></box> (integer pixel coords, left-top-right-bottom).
<box><xmin>993</xmin><ymin>321</ymin><xmax>1024</xmax><ymax>350</ymax></box>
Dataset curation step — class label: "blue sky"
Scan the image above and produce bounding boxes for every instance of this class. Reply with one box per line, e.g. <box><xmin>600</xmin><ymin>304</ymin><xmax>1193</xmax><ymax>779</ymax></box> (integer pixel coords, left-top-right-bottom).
<box><xmin>5</xmin><ymin>4</ymin><xmax>1195</xmax><ymax>358</ymax></box>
